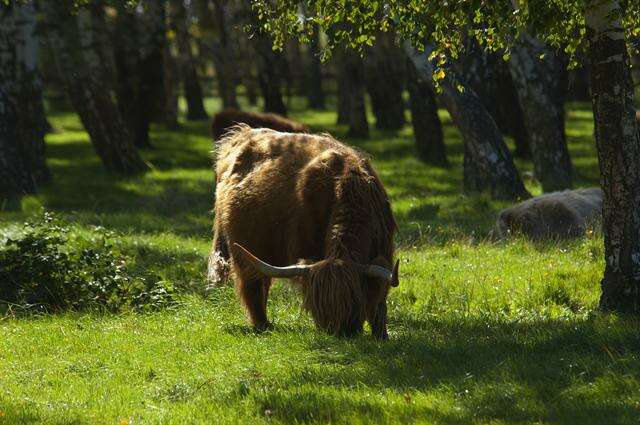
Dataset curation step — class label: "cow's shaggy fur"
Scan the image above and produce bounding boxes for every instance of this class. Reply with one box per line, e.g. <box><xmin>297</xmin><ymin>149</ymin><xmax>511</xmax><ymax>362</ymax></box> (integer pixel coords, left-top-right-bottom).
<box><xmin>211</xmin><ymin>108</ymin><xmax>309</xmax><ymax>140</ymax></box>
<box><xmin>496</xmin><ymin>188</ymin><xmax>602</xmax><ymax>240</ymax></box>
<box><xmin>208</xmin><ymin>125</ymin><xmax>397</xmax><ymax>338</ymax></box>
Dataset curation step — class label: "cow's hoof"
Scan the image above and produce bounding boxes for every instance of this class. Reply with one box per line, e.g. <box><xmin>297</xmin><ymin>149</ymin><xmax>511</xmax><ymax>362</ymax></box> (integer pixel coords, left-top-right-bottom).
<box><xmin>253</xmin><ymin>321</ymin><xmax>273</xmax><ymax>333</ymax></box>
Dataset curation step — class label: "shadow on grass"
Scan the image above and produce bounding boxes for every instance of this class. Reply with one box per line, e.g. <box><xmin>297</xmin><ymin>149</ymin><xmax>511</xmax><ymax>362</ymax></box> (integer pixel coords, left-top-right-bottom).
<box><xmin>251</xmin><ymin>314</ymin><xmax>640</xmax><ymax>424</ymax></box>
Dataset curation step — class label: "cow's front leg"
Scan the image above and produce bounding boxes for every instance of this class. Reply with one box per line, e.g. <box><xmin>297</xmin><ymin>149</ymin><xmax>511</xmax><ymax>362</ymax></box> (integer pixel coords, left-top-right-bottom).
<box><xmin>238</xmin><ymin>276</ymin><xmax>272</xmax><ymax>332</ymax></box>
<box><xmin>369</xmin><ymin>302</ymin><xmax>389</xmax><ymax>340</ymax></box>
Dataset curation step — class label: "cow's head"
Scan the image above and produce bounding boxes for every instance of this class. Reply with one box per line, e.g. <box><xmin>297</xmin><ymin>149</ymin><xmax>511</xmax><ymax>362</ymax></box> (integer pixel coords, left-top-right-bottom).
<box><xmin>233</xmin><ymin>243</ymin><xmax>399</xmax><ymax>339</ymax></box>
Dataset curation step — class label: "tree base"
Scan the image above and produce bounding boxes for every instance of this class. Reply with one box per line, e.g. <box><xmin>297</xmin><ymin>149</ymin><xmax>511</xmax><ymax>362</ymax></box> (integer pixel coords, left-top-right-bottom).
<box><xmin>599</xmin><ymin>274</ymin><xmax>640</xmax><ymax>314</ymax></box>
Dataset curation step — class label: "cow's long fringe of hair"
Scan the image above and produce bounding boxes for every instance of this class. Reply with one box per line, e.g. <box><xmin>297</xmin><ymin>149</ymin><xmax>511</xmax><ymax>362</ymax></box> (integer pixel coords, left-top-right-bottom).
<box><xmin>303</xmin><ymin>260</ymin><xmax>366</xmax><ymax>336</ymax></box>
<box><xmin>303</xmin><ymin>156</ymin><xmax>396</xmax><ymax>335</ymax></box>
<box><xmin>211</xmin><ymin>108</ymin><xmax>308</xmax><ymax>140</ymax></box>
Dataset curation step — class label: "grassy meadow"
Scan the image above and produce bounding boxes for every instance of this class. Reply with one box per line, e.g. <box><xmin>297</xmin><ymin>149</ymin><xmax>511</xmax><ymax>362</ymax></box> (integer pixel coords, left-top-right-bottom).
<box><xmin>1</xmin><ymin>97</ymin><xmax>640</xmax><ymax>424</ymax></box>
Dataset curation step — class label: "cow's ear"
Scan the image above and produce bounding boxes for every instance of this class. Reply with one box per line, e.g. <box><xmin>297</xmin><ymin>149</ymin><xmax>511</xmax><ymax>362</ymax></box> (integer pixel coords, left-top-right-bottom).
<box><xmin>368</xmin><ymin>256</ymin><xmax>398</xmax><ymax>286</ymax></box>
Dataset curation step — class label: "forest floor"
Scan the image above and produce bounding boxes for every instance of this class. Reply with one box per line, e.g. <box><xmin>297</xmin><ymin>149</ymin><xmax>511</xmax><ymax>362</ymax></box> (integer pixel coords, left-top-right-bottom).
<box><xmin>1</xmin><ymin>98</ymin><xmax>640</xmax><ymax>424</ymax></box>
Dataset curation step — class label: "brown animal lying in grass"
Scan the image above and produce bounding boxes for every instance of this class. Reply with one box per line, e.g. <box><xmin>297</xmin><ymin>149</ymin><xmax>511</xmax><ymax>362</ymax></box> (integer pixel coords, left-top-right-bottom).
<box><xmin>211</xmin><ymin>108</ymin><xmax>309</xmax><ymax>140</ymax></box>
<box><xmin>208</xmin><ymin>125</ymin><xmax>399</xmax><ymax>339</ymax></box>
<box><xmin>496</xmin><ymin>188</ymin><xmax>602</xmax><ymax>240</ymax></box>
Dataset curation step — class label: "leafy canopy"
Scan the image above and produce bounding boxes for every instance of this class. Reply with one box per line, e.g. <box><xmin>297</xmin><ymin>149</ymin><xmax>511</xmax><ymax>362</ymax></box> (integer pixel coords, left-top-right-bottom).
<box><xmin>252</xmin><ymin>0</ymin><xmax>640</xmax><ymax>70</ymax></box>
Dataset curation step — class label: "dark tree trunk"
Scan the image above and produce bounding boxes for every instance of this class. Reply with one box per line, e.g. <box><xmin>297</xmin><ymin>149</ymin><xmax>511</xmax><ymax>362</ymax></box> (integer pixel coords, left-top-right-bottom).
<box><xmin>405</xmin><ymin>41</ymin><xmax>529</xmax><ymax>200</ymax></box>
<box><xmin>567</xmin><ymin>65</ymin><xmax>591</xmax><ymax>101</ymax></box>
<box><xmin>586</xmin><ymin>0</ymin><xmax>640</xmax><ymax>313</ymax></box>
<box><xmin>255</xmin><ymin>35</ymin><xmax>288</xmax><ymax>116</ymax></box>
<box><xmin>630</xmin><ymin>41</ymin><xmax>640</xmax><ymax>88</ymax></box>
<box><xmin>245</xmin><ymin>74</ymin><xmax>259</xmax><ymax>106</ymax></box>
<box><xmin>305</xmin><ymin>25</ymin><xmax>325</xmax><ymax>109</ymax></box>
<box><xmin>508</xmin><ymin>35</ymin><xmax>573</xmax><ymax>192</ymax></box>
<box><xmin>139</xmin><ymin>0</ymin><xmax>168</xmax><ymax>125</ymax></box>
<box><xmin>183</xmin><ymin>63</ymin><xmax>208</xmax><ymax>120</ymax></box>
<box><xmin>236</xmin><ymin>27</ymin><xmax>258</xmax><ymax>106</ymax></box>
<box><xmin>163</xmin><ymin>18</ymin><xmax>179</xmax><ymax>129</ymax></box>
<box><xmin>0</xmin><ymin>89</ymin><xmax>34</xmax><ymax>201</ymax></box>
<box><xmin>212</xmin><ymin>53</ymin><xmax>239</xmax><ymax>109</ymax></box>
<box><xmin>336</xmin><ymin>55</ymin><xmax>350</xmax><ymax>125</ymax></box>
<box><xmin>459</xmin><ymin>42</ymin><xmax>531</xmax><ymax>159</ymax></box>
<box><xmin>15</xmin><ymin>1</ymin><xmax>50</xmax><ymax>185</ymax></box>
<box><xmin>112</xmin><ymin>4</ymin><xmax>151</xmax><ymax>149</ymax></box>
<box><xmin>90</xmin><ymin>4</ymin><xmax>118</xmax><ymax>91</ymax></box>
<box><xmin>43</xmin><ymin>0</ymin><xmax>148</xmax><ymax>175</ymax></box>
<box><xmin>338</xmin><ymin>50</ymin><xmax>368</xmax><ymax>138</ymax></box>
<box><xmin>208</xmin><ymin>0</ymin><xmax>238</xmax><ymax>109</ymax></box>
<box><xmin>0</xmin><ymin>5</ymin><xmax>35</xmax><ymax>200</ymax></box>
<box><xmin>365</xmin><ymin>32</ymin><xmax>405</xmax><ymax>131</ymax></box>
<box><xmin>406</xmin><ymin>59</ymin><xmax>448</xmax><ymax>166</ymax></box>
<box><xmin>170</xmin><ymin>0</ymin><xmax>208</xmax><ymax>120</ymax></box>
<box><xmin>284</xmin><ymin>39</ymin><xmax>301</xmax><ymax>103</ymax></box>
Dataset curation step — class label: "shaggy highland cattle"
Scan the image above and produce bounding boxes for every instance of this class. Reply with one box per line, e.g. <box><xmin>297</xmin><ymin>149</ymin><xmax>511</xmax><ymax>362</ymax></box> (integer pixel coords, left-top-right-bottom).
<box><xmin>208</xmin><ymin>125</ymin><xmax>399</xmax><ymax>339</ymax></box>
<box><xmin>211</xmin><ymin>108</ymin><xmax>309</xmax><ymax>140</ymax></box>
<box><xmin>496</xmin><ymin>188</ymin><xmax>602</xmax><ymax>240</ymax></box>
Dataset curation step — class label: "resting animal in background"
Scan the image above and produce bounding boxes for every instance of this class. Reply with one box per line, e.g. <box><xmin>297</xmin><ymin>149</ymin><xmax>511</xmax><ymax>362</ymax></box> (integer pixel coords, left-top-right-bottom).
<box><xmin>496</xmin><ymin>188</ymin><xmax>602</xmax><ymax>240</ymax></box>
<box><xmin>208</xmin><ymin>125</ymin><xmax>399</xmax><ymax>339</ymax></box>
<box><xmin>211</xmin><ymin>108</ymin><xmax>309</xmax><ymax>140</ymax></box>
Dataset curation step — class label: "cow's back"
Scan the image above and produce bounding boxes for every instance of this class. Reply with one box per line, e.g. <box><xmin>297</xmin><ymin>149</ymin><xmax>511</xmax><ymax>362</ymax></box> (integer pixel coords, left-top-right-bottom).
<box><xmin>214</xmin><ymin>127</ymin><xmax>364</xmax><ymax>266</ymax></box>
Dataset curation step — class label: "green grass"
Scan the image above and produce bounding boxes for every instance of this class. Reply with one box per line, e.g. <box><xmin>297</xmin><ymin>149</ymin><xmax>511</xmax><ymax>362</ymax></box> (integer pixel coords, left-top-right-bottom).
<box><xmin>2</xmin><ymin>96</ymin><xmax>640</xmax><ymax>424</ymax></box>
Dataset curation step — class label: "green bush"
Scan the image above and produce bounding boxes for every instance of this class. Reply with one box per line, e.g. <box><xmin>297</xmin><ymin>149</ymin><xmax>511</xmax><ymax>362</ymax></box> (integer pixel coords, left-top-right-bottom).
<box><xmin>0</xmin><ymin>213</ymin><xmax>177</xmax><ymax>313</ymax></box>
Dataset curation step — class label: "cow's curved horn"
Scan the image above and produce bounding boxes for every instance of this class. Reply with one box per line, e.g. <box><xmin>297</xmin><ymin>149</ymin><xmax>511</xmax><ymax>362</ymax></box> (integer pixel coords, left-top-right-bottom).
<box><xmin>361</xmin><ymin>259</ymin><xmax>400</xmax><ymax>287</ymax></box>
<box><xmin>233</xmin><ymin>243</ymin><xmax>310</xmax><ymax>278</ymax></box>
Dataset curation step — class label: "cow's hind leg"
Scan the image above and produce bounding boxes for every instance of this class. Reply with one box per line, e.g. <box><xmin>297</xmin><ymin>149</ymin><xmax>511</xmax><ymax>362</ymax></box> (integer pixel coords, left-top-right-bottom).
<box><xmin>207</xmin><ymin>216</ymin><xmax>231</xmax><ymax>286</ymax></box>
<box><xmin>238</xmin><ymin>276</ymin><xmax>272</xmax><ymax>332</ymax></box>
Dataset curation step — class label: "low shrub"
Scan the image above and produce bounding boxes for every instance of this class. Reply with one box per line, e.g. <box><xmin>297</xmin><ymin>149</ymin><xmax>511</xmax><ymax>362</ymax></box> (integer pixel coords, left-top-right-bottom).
<box><xmin>0</xmin><ymin>213</ymin><xmax>177</xmax><ymax>313</ymax></box>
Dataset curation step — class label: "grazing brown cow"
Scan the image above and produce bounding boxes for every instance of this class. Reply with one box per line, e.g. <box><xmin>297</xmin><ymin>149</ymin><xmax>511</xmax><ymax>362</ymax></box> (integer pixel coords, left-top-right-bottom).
<box><xmin>496</xmin><ymin>188</ymin><xmax>602</xmax><ymax>240</ymax></box>
<box><xmin>208</xmin><ymin>125</ymin><xmax>399</xmax><ymax>339</ymax></box>
<box><xmin>211</xmin><ymin>108</ymin><xmax>309</xmax><ymax>140</ymax></box>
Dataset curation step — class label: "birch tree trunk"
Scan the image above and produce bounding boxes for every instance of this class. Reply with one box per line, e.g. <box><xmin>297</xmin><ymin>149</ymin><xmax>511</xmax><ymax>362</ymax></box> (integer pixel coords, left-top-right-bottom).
<box><xmin>170</xmin><ymin>0</ymin><xmax>208</xmax><ymax>120</ymax></box>
<box><xmin>43</xmin><ymin>0</ymin><xmax>148</xmax><ymax>175</ymax></box>
<box><xmin>404</xmin><ymin>41</ymin><xmax>529</xmax><ymax>200</ymax></box>
<box><xmin>586</xmin><ymin>0</ymin><xmax>640</xmax><ymax>313</ymax></box>
<box><xmin>509</xmin><ymin>36</ymin><xmax>573</xmax><ymax>191</ymax></box>
<box><xmin>406</xmin><ymin>58</ymin><xmax>447</xmax><ymax>166</ymax></box>
<box><xmin>365</xmin><ymin>32</ymin><xmax>405</xmax><ymax>131</ymax></box>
